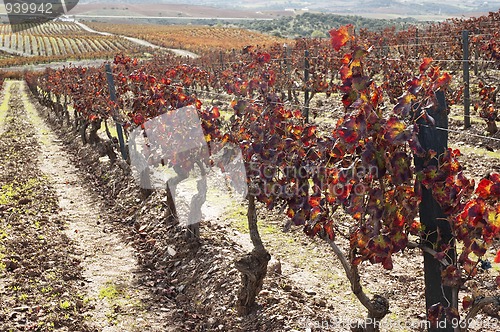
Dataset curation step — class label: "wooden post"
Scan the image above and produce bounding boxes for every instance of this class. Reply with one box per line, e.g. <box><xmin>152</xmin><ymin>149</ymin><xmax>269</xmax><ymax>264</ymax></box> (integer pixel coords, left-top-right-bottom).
<box><xmin>462</xmin><ymin>30</ymin><xmax>471</xmax><ymax>129</ymax></box>
<box><xmin>415</xmin><ymin>91</ymin><xmax>456</xmax><ymax>332</ymax></box>
<box><xmin>219</xmin><ymin>51</ymin><xmax>224</xmax><ymax>71</ymax></box>
<box><xmin>383</xmin><ymin>38</ymin><xmax>388</xmax><ymax>57</ymax></box>
<box><xmin>474</xmin><ymin>28</ymin><xmax>479</xmax><ymax>76</ymax></box>
<box><xmin>303</xmin><ymin>50</ymin><xmax>310</xmax><ymax>123</ymax></box>
<box><xmin>105</xmin><ymin>63</ymin><xmax>127</xmax><ymax>160</ymax></box>
<box><xmin>280</xmin><ymin>44</ymin><xmax>286</xmax><ymax>76</ymax></box>
<box><xmin>415</xmin><ymin>27</ymin><xmax>419</xmax><ymax>58</ymax></box>
<box><xmin>286</xmin><ymin>45</ymin><xmax>292</xmax><ymax>101</ymax></box>
<box><xmin>429</xmin><ymin>26</ymin><xmax>434</xmax><ymax>55</ymax></box>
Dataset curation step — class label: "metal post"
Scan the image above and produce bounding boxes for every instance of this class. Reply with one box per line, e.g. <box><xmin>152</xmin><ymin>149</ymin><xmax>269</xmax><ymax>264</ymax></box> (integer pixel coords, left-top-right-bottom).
<box><xmin>474</xmin><ymin>28</ymin><xmax>479</xmax><ymax>76</ymax></box>
<box><xmin>415</xmin><ymin>27</ymin><xmax>419</xmax><ymax>58</ymax></box>
<box><xmin>304</xmin><ymin>50</ymin><xmax>310</xmax><ymax>123</ymax></box>
<box><xmin>415</xmin><ymin>91</ymin><xmax>456</xmax><ymax>332</ymax></box>
<box><xmin>462</xmin><ymin>30</ymin><xmax>471</xmax><ymax>129</ymax></box>
<box><xmin>219</xmin><ymin>51</ymin><xmax>224</xmax><ymax>71</ymax></box>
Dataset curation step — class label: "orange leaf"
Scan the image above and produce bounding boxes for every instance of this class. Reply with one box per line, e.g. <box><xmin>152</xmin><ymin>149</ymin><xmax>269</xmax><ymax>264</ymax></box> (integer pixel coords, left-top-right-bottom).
<box><xmin>329</xmin><ymin>26</ymin><xmax>350</xmax><ymax>51</ymax></box>
<box><xmin>462</xmin><ymin>296</ymin><xmax>473</xmax><ymax>310</ymax></box>
<box><xmin>494</xmin><ymin>250</ymin><xmax>500</xmax><ymax>263</ymax></box>
<box><xmin>432</xmin><ymin>72</ymin><xmax>452</xmax><ymax>90</ymax></box>
<box><xmin>212</xmin><ymin>107</ymin><xmax>220</xmax><ymax>118</ymax></box>
<box><xmin>476</xmin><ymin>178</ymin><xmax>493</xmax><ymax>198</ymax></box>
<box><xmin>419</xmin><ymin>58</ymin><xmax>433</xmax><ymax>73</ymax></box>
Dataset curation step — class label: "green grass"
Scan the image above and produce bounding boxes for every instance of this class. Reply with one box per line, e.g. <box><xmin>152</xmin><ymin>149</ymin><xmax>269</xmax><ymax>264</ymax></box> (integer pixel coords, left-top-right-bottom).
<box><xmin>0</xmin><ymin>228</ymin><xmax>8</xmax><ymax>241</ymax></box>
<box><xmin>98</xmin><ymin>283</ymin><xmax>120</xmax><ymax>301</ymax></box>
<box><xmin>0</xmin><ymin>183</ymin><xmax>15</xmax><ymax>205</ymax></box>
<box><xmin>451</xmin><ymin>144</ymin><xmax>500</xmax><ymax>160</ymax></box>
<box><xmin>20</xmin><ymin>88</ymin><xmax>52</xmax><ymax>145</ymax></box>
<box><xmin>0</xmin><ymin>249</ymin><xmax>6</xmax><ymax>272</ymax></box>
<box><xmin>59</xmin><ymin>300</ymin><xmax>72</xmax><ymax>310</ymax></box>
<box><xmin>449</xmin><ymin>115</ymin><xmax>485</xmax><ymax>125</ymax></box>
<box><xmin>0</xmin><ymin>178</ymin><xmax>44</xmax><ymax>205</ymax></box>
<box><xmin>98</xmin><ymin>118</ymin><xmax>119</xmax><ymax>139</ymax></box>
<box><xmin>0</xmin><ymin>81</ymin><xmax>12</xmax><ymax>129</ymax></box>
<box><xmin>226</xmin><ymin>203</ymin><xmax>247</xmax><ymax>230</ymax></box>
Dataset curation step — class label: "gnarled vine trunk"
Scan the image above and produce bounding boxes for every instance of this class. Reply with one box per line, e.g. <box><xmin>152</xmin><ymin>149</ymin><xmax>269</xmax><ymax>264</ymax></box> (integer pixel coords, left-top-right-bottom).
<box><xmin>186</xmin><ymin>161</ymin><xmax>207</xmax><ymax>240</ymax></box>
<box><xmin>486</xmin><ymin>120</ymin><xmax>498</xmax><ymax>136</ymax></box>
<box><xmin>79</xmin><ymin>119</ymin><xmax>89</xmax><ymax>144</ymax></box>
<box><xmin>88</xmin><ymin>119</ymin><xmax>101</xmax><ymax>145</ymax></box>
<box><xmin>235</xmin><ymin>194</ymin><xmax>270</xmax><ymax>316</ymax></box>
<box><xmin>329</xmin><ymin>241</ymin><xmax>390</xmax><ymax>332</ymax></box>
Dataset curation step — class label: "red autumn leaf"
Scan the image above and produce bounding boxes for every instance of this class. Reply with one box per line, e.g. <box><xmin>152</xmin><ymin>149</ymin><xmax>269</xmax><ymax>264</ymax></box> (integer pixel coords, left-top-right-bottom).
<box><xmin>324</xmin><ymin>220</ymin><xmax>335</xmax><ymax>240</ymax></box>
<box><xmin>329</xmin><ymin>26</ymin><xmax>350</xmax><ymax>51</ymax></box>
<box><xmin>342</xmin><ymin>90</ymin><xmax>358</xmax><ymax>108</ymax></box>
<box><xmin>257</xmin><ymin>52</ymin><xmax>271</xmax><ymax>63</ymax></box>
<box><xmin>338</xmin><ymin>116</ymin><xmax>362</xmax><ymax>144</ymax></box>
<box><xmin>195</xmin><ymin>99</ymin><xmax>201</xmax><ymax>109</ymax></box>
<box><xmin>432</xmin><ymin>72</ymin><xmax>452</xmax><ymax>90</ymax></box>
<box><xmin>391</xmin><ymin>231</ymin><xmax>408</xmax><ymax>250</ymax></box>
<box><xmin>212</xmin><ymin>107</ymin><xmax>220</xmax><ymax>118</ymax></box>
<box><xmin>490</xmin><ymin>173</ymin><xmax>500</xmax><ymax>182</ymax></box>
<box><xmin>441</xmin><ymin>265</ymin><xmax>461</xmax><ymax>287</ymax></box>
<box><xmin>382</xmin><ymin>256</ymin><xmax>393</xmax><ymax>270</ymax></box>
<box><xmin>419</xmin><ymin>57</ymin><xmax>433</xmax><ymax>73</ymax></box>
<box><xmin>310</xmin><ymin>207</ymin><xmax>322</xmax><ymax>221</ymax></box>
<box><xmin>407</xmin><ymin>77</ymin><xmax>423</xmax><ymax>95</ymax></box>
<box><xmin>133</xmin><ymin>113</ymin><xmax>145</xmax><ymax>125</ymax></box>
<box><xmin>494</xmin><ymin>250</ymin><xmax>500</xmax><ymax>263</ymax></box>
<box><xmin>470</xmin><ymin>240</ymin><xmax>487</xmax><ymax>257</ymax></box>
<box><xmin>384</xmin><ymin>117</ymin><xmax>408</xmax><ymax>143</ymax></box>
<box><xmin>390</xmin><ymin>152</ymin><xmax>412</xmax><ymax>185</ymax></box>
<box><xmin>309</xmin><ymin>196</ymin><xmax>321</xmax><ymax>208</ymax></box>
<box><xmin>370</xmin><ymin>85</ymin><xmax>382</xmax><ymax>107</ymax></box>
<box><xmin>427</xmin><ymin>66</ymin><xmax>440</xmax><ymax>81</ymax></box>
<box><xmin>410</xmin><ymin>220</ymin><xmax>422</xmax><ymax>234</ymax></box>
<box><xmin>462</xmin><ymin>296</ymin><xmax>473</xmax><ymax>310</ymax></box>
<box><xmin>393</xmin><ymin>93</ymin><xmax>414</xmax><ymax>117</ymax></box>
<box><xmin>305</xmin><ymin>126</ymin><xmax>317</xmax><ymax>137</ymax></box>
<box><xmin>476</xmin><ymin>178</ymin><xmax>493</xmax><ymax>198</ymax></box>
<box><xmin>340</xmin><ymin>64</ymin><xmax>353</xmax><ymax>81</ymax></box>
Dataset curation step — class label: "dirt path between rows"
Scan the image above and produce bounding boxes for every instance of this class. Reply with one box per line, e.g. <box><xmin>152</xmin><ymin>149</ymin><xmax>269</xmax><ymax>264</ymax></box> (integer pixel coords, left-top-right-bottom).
<box><xmin>75</xmin><ymin>21</ymin><xmax>199</xmax><ymax>58</ymax></box>
<box><xmin>15</xmin><ymin>80</ymin><xmax>175</xmax><ymax>331</ymax></box>
<box><xmin>0</xmin><ymin>81</ymin><xmax>11</xmax><ymax>136</ymax></box>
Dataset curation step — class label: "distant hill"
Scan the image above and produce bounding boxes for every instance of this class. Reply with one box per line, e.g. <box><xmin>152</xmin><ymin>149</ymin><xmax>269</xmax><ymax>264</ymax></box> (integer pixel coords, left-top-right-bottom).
<box><xmin>75</xmin><ymin>0</ymin><xmax>500</xmax><ymax>18</ymax></box>
<box><xmin>0</xmin><ymin>0</ymin><xmax>496</xmax><ymax>28</ymax></box>
<box><xmin>233</xmin><ymin>12</ymin><xmax>420</xmax><ymax>38</ymax></box>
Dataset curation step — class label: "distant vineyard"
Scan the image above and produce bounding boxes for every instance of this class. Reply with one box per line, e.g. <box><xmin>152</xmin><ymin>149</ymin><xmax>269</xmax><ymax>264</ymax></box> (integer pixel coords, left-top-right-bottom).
<box><xmin>0</xmin><ymin>22</ymin><xmax>152</xmax><ymax>67</ymax></box>
<box><xmin>84</xmin><ymin>22</ymin><xmax>291</xmax><ymax>54</ymax></box>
